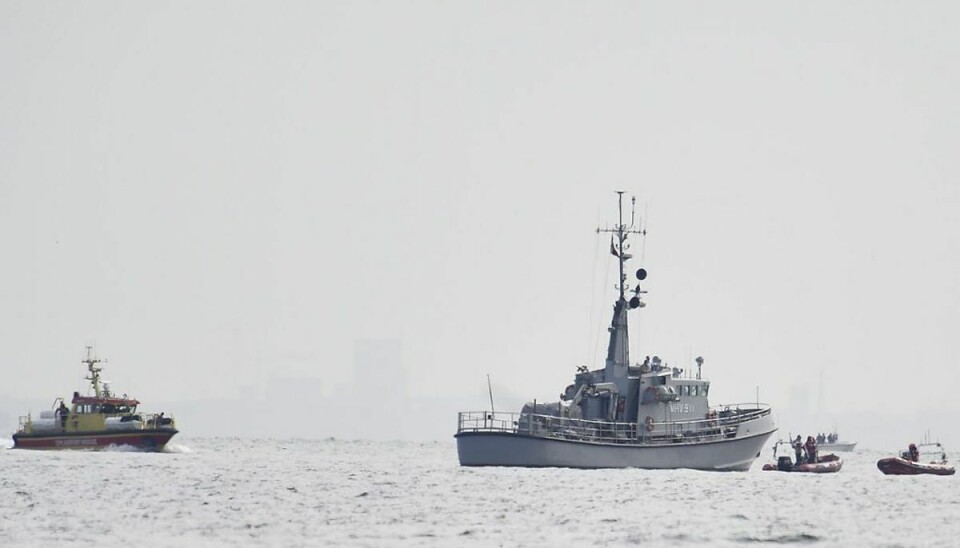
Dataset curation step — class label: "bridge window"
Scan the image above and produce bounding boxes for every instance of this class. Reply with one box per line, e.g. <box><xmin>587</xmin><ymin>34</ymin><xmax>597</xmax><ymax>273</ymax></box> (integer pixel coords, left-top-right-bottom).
<box><xmin>702</xmin><ymin>385</ymin><xmax>710</xmax><ymax>396</ymax></box>
<box><xmin>691</xmin><ymin>386</ymin><xmax>699</xmax><ymax>397</ymax></box>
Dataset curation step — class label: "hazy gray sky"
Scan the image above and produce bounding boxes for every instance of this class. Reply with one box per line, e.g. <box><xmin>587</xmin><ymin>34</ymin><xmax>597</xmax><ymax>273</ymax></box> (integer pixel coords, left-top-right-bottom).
<box><xmin>2</xmin><ymin>1</ymin><xmax>958</xmax><ymax>447</ymax></box>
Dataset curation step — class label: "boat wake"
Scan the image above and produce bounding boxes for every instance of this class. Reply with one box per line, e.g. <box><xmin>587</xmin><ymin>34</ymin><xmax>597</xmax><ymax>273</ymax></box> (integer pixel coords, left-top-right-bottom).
<box><xmin>97</xmin><ymin>442</ymin><xmax>191</xmax><ymax>453</ymax></box>
<box><xmin>101</xmin><ymin>443</ymin><xmax>150</xmax><ymax>453</ymax></box>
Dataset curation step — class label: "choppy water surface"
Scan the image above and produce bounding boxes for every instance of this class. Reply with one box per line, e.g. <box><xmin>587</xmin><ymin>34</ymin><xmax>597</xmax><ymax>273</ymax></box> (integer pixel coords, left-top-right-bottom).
<box><xmin>1</xmin><ymin>437</ymin><xmax>957</xmax><ymax>546</ymax></box>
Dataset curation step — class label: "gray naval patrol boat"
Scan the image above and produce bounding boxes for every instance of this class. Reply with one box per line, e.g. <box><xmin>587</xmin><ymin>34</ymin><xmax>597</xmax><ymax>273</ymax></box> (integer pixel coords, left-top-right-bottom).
<box><xmin>456</xmin><ymin>192</ymin><xmax>777</xmax><ymax>470</ymax></box>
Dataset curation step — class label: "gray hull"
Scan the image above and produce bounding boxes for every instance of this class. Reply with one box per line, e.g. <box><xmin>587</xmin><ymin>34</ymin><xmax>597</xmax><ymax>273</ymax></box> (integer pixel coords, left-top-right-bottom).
<box><xmin>457</xmin><ymin>427</ymin><xmax>777</xmax><ymax>471</ymax></box>
<box><xmin>819</xmin><ymin>442</ymin><xmax>857</xmax><ymax>452</ymax></box>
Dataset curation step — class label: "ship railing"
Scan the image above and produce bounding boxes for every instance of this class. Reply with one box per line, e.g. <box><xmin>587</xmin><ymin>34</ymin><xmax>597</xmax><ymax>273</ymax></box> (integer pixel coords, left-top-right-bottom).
<box><xmin>144</xmin><ymin>412</ymin><xmax>175</xmax><ymax>429</ymax></box>
<box><xmin>646</xmin><ymin>403</ymin><xmax>772</xmax><ymax>441</ymax></box>
<box><xmin>457</xmin><ymin>403</ymin><xmax>772</xmax><ymax>445</ymax></box>
<box><xmin>458</xmin><ymin>411</ymin><xmax>520</xmax><ymax>434</ymax></box>
<box><xmin>458</xmin><ymin>411</ymin><xmax>642</xmax><ymax>443</ymax></box>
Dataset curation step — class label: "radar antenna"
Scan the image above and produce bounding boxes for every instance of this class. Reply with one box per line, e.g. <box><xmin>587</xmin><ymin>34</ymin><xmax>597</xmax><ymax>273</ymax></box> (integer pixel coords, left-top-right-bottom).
<box><xmin>596</xmin><ymin>191</ymin><xmax>646</xmax><ymax>303</ymax></box>
<box><xmin>596</xmin><ymin>192</ymin><xmax>648</xmax><ymax>393</ymax></box>
<box><xmin>82</xmin><ymin>346</ymin><xmax>106</xmax><ymax>398</ymax></box>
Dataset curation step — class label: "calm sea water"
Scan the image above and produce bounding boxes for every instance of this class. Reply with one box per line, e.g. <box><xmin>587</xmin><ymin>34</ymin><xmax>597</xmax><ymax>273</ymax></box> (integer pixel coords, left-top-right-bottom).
<box><xmin>1</xmin><ymin>437</ymin><xmax>956</xmax><ymax>547</ymax></box>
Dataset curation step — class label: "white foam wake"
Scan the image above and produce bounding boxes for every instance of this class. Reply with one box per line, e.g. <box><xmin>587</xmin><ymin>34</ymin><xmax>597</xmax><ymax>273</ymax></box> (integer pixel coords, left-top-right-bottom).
<box><xmin>163</xmin><ymin>443</ymin><xmax>193</xmax><ymax>454</ymax></box>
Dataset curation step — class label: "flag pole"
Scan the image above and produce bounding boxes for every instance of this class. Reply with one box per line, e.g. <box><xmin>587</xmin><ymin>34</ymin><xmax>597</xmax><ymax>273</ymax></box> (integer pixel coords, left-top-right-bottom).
<box><xmin>487</xmin><ymin>374</ymin><xmax>496</xmax><ymax>416</ymax></box>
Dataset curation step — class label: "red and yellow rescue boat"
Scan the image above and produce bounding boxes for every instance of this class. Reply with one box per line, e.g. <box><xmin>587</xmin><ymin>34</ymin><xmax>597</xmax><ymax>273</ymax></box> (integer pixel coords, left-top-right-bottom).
<box><xmin>12</xmin><ymin>348</ymin><xmax>178</xmax><ymax>451</ymax></box>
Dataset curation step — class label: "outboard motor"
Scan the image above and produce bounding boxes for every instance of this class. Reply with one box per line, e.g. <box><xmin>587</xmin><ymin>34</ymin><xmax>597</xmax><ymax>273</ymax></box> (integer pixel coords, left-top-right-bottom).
<box><xmin>777</xmin><ymin>456</ymin><xmax>794</xmax><ymax>471</ymax></box>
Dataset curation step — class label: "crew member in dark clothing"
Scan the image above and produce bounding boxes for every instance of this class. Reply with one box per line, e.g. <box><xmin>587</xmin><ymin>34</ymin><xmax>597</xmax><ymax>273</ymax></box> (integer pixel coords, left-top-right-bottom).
<box><xmin>57</xmin><ymin>401</ymin><xmax>69</xmax><ymax>428</ymax></box>
<box><xmin>908</xmin><ymin>443</ymin><xmax>920</xmax><ymax>462</ymax></box>
<box><xmin>805</xmin><ymin>436</ymin><xmax>818</xmax><ymax>464</ymax></box>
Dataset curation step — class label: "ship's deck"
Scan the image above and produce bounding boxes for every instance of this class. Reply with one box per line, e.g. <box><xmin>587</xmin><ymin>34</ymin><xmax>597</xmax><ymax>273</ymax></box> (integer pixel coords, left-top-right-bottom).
<box><xmin>457</xmin><ymin>404</ymin><xmax>772</xmax><ymax>446</ymax></box>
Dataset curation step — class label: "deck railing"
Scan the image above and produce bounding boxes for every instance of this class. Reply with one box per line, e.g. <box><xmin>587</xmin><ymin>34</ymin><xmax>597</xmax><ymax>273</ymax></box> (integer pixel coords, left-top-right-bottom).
<box><xmin>16</xmin><ymin>411</ymin><xmax>175</xmax><ymax>434</ymax></box>
<box><xmin>457</xmin><ymin>403</ymin><xmax>772</xmax><ymax>445</ymax></box>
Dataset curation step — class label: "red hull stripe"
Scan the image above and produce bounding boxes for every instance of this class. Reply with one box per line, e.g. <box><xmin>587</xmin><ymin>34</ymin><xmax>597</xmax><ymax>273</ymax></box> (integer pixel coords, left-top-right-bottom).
<box><xmin>877</xmin><ymin>457</ymin><xmax>956</xmax><ymax>475</ymax></box>
<box><xmin>12</xmin><ymin>430</ymin><xmax>177</xmax><ymax>450</ymax></box>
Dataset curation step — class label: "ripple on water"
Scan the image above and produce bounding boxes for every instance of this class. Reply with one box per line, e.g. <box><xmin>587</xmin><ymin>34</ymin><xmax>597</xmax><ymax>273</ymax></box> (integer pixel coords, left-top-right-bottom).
<box><xmin>1</xmin><ymin>441</ymin><xmax>958</xmax><ymax>547</ymax></box>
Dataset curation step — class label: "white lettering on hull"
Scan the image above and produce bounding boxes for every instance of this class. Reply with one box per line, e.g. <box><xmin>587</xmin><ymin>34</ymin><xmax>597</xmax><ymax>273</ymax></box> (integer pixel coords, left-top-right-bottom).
<box><xmin>54</xmin><ymin>438</ymin><xmax>99</xmax><ymax>447</ymax></box>
<box><xmin>669</xmin><ymin>403</ymin><xmax>694</xmax><ymax>414</ymax></box>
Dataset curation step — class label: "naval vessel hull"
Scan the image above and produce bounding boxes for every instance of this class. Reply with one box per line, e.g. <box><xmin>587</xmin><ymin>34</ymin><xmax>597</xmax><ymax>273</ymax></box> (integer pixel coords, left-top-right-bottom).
<box><xmin>456</xmin><ymin>426</ymin><xmax>776</xmax><ymax>471</ymax></box>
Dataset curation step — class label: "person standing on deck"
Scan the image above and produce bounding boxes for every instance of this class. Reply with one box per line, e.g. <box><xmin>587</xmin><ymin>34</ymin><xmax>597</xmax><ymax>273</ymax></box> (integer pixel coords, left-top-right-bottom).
<box><xmin>792</xmin><ymin>435</ymin><xmax>804</xmax><ymax>466</ymax></box>
<box><xmin>805</xmin><ymin>436</ymin><xmax>818</xmax><ymax>464</ymax></box>
<box><xmin>57</xmin><ymin>401</ymin><xmax>69</xmax><ymax>429</ymax></box>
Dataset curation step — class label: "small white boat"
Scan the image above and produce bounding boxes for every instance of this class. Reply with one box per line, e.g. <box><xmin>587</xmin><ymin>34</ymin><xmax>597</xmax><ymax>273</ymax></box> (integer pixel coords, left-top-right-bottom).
<box><xmin>813</xmin><ymin>431</ymin><xmax>857</xmax><ymax>452</ymax></box>
<box><xmin>819</xmin><ymin>441</ymin><xmax>857</xmax><ymax>452</ymax></box>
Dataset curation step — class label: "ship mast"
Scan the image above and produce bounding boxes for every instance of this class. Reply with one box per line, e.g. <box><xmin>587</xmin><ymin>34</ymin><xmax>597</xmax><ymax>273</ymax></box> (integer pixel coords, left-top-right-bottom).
<box><xmin>597</xmin><ymin>192</ymin><xmax>646</xmax><ymax>394</ymax></box>
<box><xmin>83</xmin><ymin>346</ymin><xmax>104</xmax><ymax>399</ymax></box>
